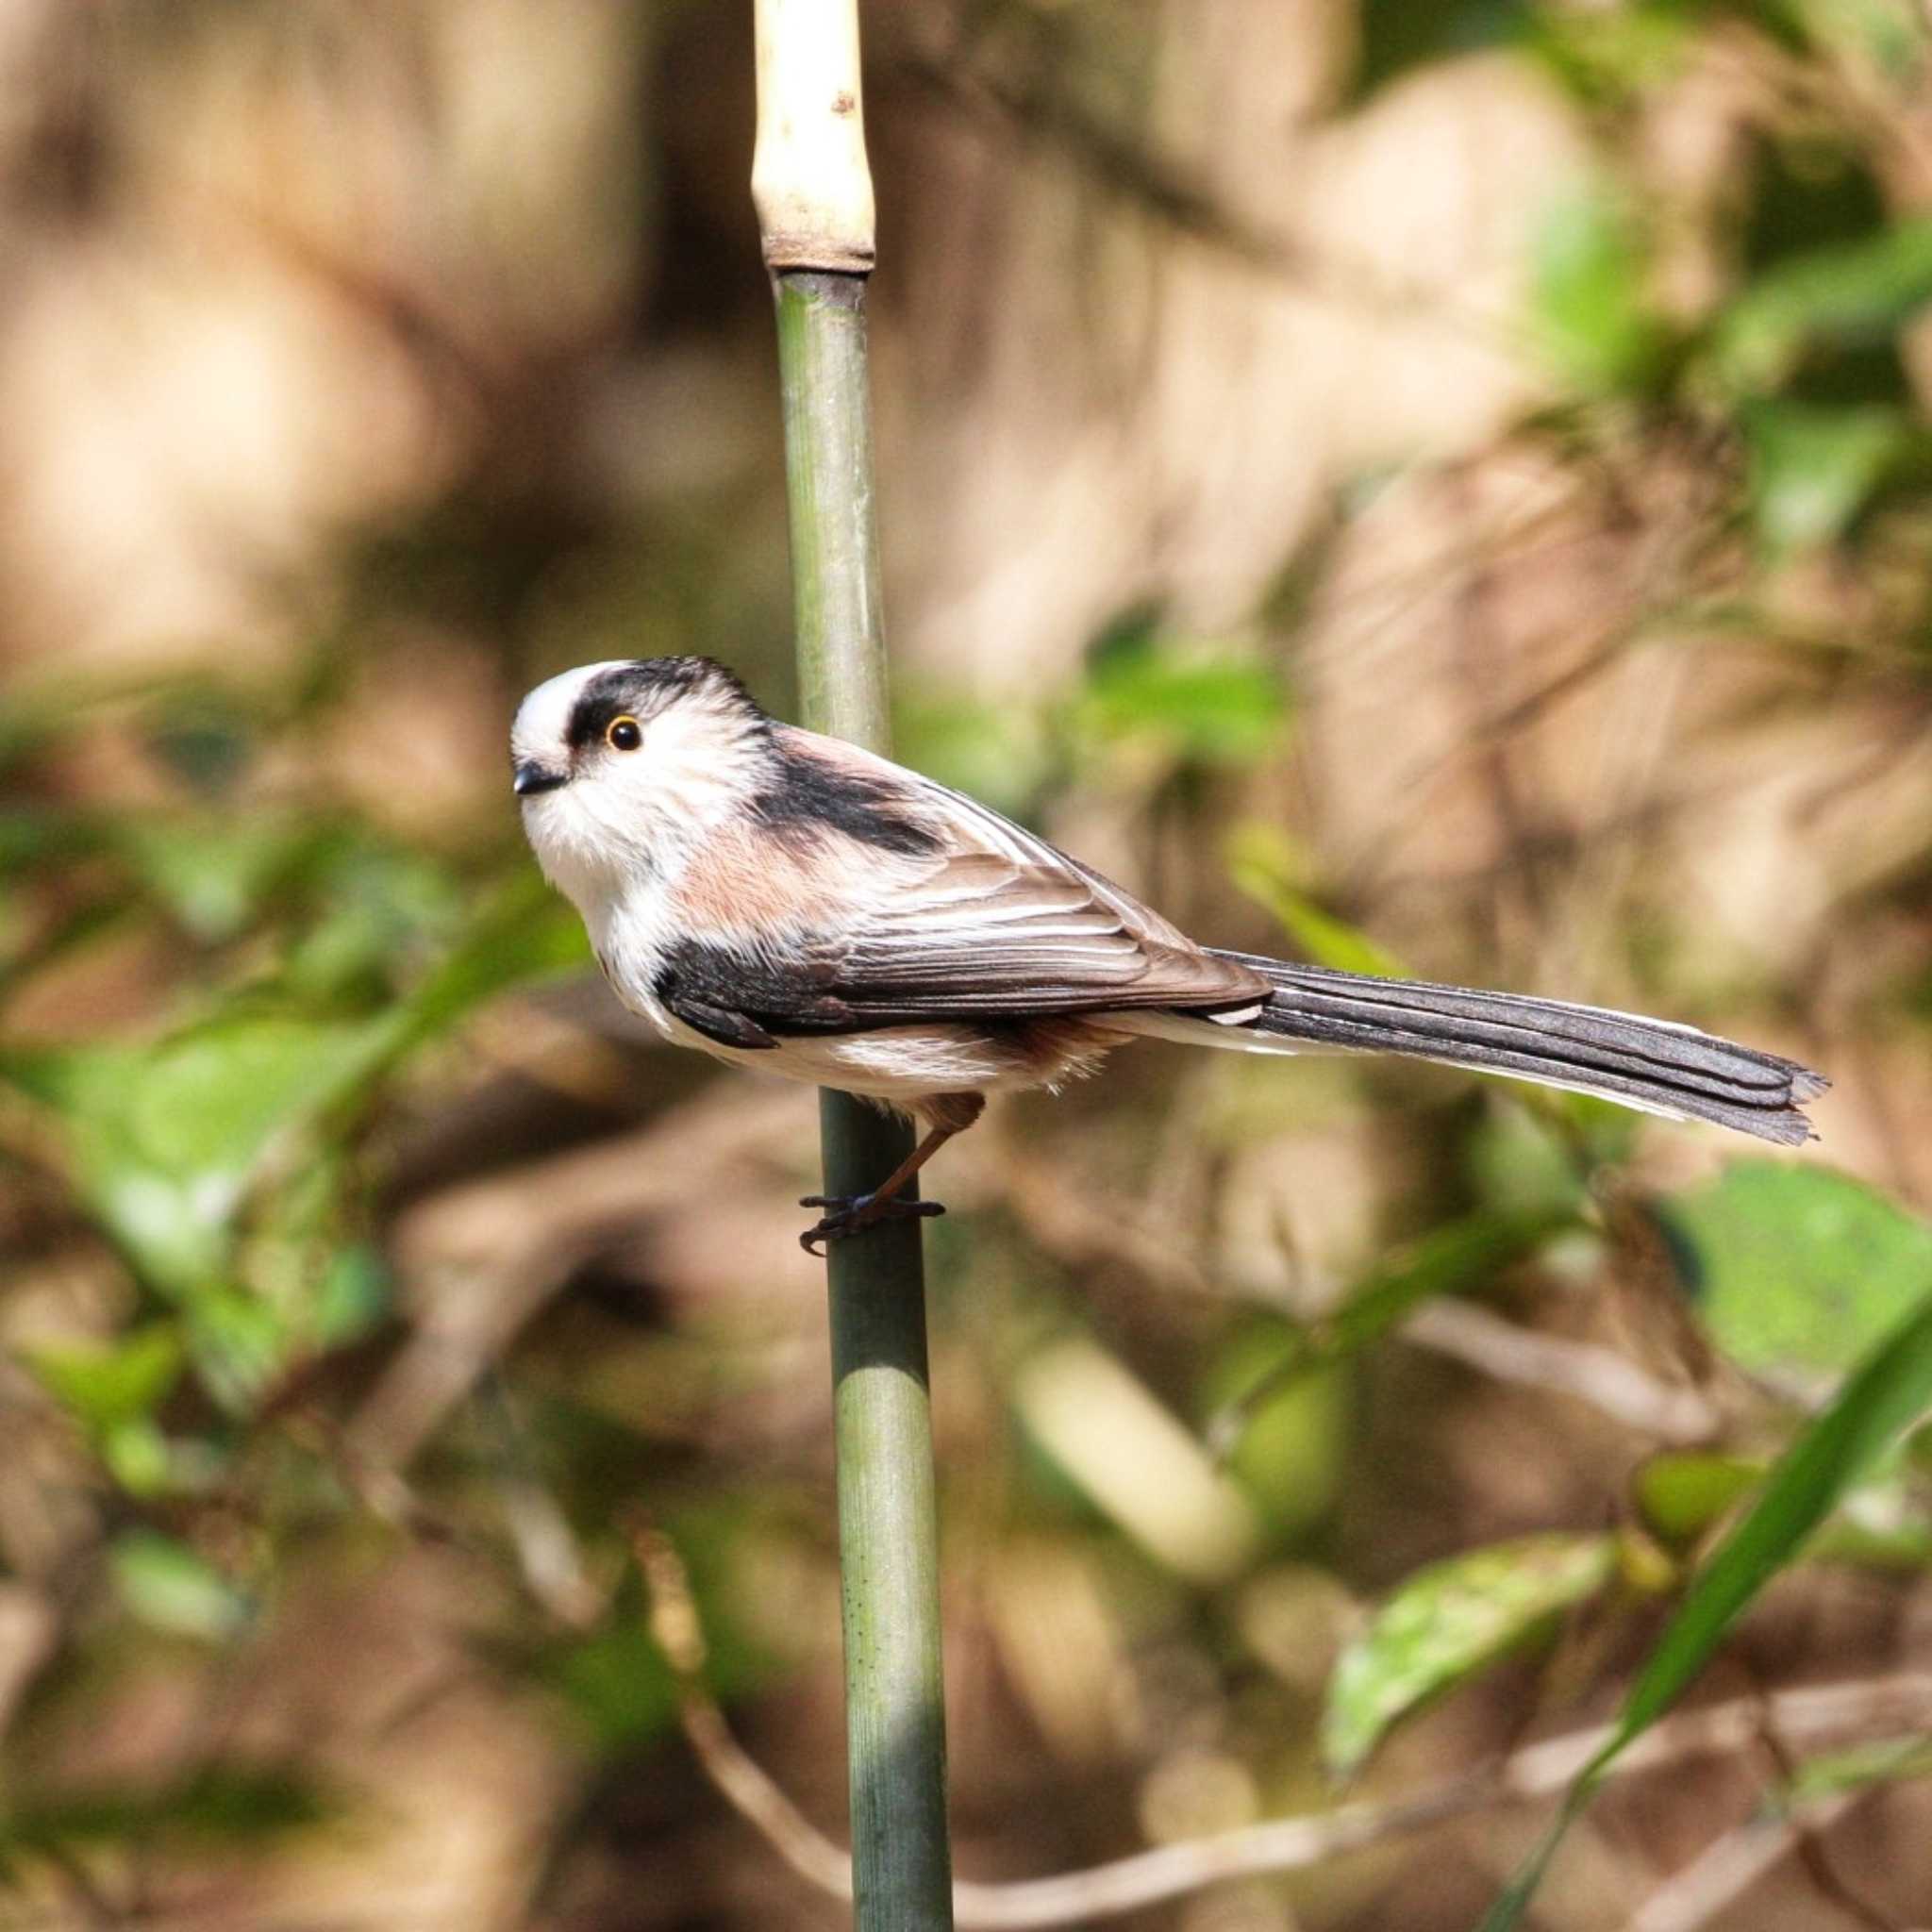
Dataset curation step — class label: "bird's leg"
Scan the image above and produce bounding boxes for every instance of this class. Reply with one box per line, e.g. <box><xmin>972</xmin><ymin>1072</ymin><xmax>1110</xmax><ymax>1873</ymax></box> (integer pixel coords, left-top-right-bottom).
<box><xmin>799</xmin><ymin>1094</ymin><xmax>984</xmax><ymax>1255</ymax></box>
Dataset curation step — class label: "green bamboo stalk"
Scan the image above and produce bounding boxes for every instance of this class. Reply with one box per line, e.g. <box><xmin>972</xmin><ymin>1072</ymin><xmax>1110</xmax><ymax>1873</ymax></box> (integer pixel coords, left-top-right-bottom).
<box><xmin>756</xmin><ymin>10</ymin><xmax>955</xmax><ymax>1920</ymax></box>
<box><xmin>774</xmin><ymin>269</ymin><xmax>954</xmax><ymax>1932</ymax></box>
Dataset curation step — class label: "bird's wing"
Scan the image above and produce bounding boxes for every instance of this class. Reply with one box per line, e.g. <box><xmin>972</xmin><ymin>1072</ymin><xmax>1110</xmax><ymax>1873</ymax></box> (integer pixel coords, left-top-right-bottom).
<box><xmin>657</xmin><ymin>735</ymin><xmax>1267</xmax><ymax>1037</ymax></box>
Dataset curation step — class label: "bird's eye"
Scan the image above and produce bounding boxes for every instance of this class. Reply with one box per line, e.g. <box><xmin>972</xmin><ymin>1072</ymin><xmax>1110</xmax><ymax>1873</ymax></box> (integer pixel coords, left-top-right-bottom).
<box><xmin>606</xmin><ymin>715</ymin><xmax>642</xmax><ymax>752</ymax></box>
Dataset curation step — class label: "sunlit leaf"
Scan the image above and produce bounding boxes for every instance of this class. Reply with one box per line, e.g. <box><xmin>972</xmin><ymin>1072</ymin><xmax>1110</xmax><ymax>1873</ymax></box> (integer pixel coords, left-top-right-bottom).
<box><xmin>1324</xmin><ymin>1532</ymin><xmax>1618</xmax><ymax>1779</ymax></box>
<box><xmin>4</xmin><ymin>1014</ymin><xmax>399</xmax><ymax>1295</ymax></box>
<box><xmin>102</xmin><ymin>1420</ymin><xmax>174</xmax><ymax>1497</ymax></box>
<box><xmin>1226</xmin><ymin>824</ymin><xmax>1407</xmax><ymax>978</ymax></box>
<box><xmin>1531</xmin><ymin>2</ymin><xmax>1701</xmax><ymax>105</ymax></box>
<box><xmin>1634</xmin><ymin>1451</ymin><xmax>1763</xmax><ymax>1544</ymax></box>
<box><xmin>896</xmin><ymin>695</ymin><xmax>1055</xmax><ymax>819</ymax></box>
<box><xmin>1200</xmin><ymin>1322</ymin><xmax>1348</xmax><ymax>1539</ymax></box>
<box><xmin>1788</xmin><ymin>1734</ymin><xmax>1932</xmax><ymax>1803</ymax></box>
<box><xmin>1742</xmin><ymin>399</ymin><xmax>1913</xmax><ymax>551</ymax></box>
<box><xmin>1</xmin><ymin>874</ymin><xmax>576</xmax><ymax>1300</ymax></box>
<box><xmin>111</xmin><ymin>1530</ymin><xmax>253</xmax><ymax>1641</ymax></box>
<box><xmin>1637</xmin><ymin>1450</ymin><xmax>1932</xmax><ymax>1569</ymax></box>
<box><xmin>397</xmin><ymin>869</ymin><xmax>590</xmax><ymax>1041</ymax></box>
<box><xmin>115</xmin><ymin>820</ymin><xmax>308</xmax><ymax>942</ymax></box>
<box><xmin>1795</xmin><ymin>0</ymin><xmax>1926</xmax><ymax>77</ymax></box>
<box><xmin>1657</xmin><ymin>1161</ymin><xmax>1932</xmax><ymax>1374</ymax></box>
<box><xmin>1532</xmin><ymin>185</ymin><xmax>1673</xmax><ymax>396</ymax></box>
<box><xmin>1712</xmin><ymin>217</ymin><xmax>1932</xmax><ymax>392</ymax></box>
<box><xmin>1069</xmin><ymin>617</ymin><xmax>1288</xmax><ymax>771</ymax></box>
<box><xmin>188</xmin><ymin>1287</ymin><xmax>297</xmax><ymax>1415</ymax></box>
<box><xmin>25</xmin><ymin>1324</ymin><xmax>185</xmax><ymax>1433</ymax></box>
<box><xmin>125</xmin><ymin>1016</ymin><xmax>398</xmax><ymax>1183</ymax></box>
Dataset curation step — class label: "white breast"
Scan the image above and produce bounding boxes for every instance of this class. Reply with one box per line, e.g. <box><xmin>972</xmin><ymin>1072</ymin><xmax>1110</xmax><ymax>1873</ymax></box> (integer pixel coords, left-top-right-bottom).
<box><xmin>585</xmin><ymin>880</ymin><xmax>681</xmax><ymax>1039</ymax></box>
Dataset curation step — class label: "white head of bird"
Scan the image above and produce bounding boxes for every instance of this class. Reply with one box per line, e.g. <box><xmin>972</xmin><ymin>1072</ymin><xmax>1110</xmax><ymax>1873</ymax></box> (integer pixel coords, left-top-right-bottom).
<box><xmin>509</xmin><ymin>657</ymin><xmax>773</xmax><ymax>913</ymax></box>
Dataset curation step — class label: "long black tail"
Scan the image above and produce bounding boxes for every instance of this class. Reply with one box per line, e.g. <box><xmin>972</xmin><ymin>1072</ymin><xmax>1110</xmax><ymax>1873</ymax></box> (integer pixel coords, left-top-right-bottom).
<box><xmin>1204</xmin><ymin>951</ymin><xmax>1827</xmax><ymax>1146</ymax></box>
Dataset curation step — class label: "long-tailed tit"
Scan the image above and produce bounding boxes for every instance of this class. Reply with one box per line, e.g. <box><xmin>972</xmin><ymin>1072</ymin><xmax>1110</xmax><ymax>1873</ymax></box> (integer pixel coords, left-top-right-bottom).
<box><xmin>511</xmin><ymin>657</ymin><xmax>1826</xmax><ymax>1252</ymax></box>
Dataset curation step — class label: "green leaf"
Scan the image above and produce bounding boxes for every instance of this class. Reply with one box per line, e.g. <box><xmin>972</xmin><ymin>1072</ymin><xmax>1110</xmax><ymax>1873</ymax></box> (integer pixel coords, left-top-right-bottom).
<box><xmin>1788</xmin><ymin>1733</ymin><xmax>1932</xmax><ymax>1803</ymax></box>
<box><xmin>1464</xmin><ymin>1105</ymin><xmax>1591</xmax><ymax>1220</ymax></box>
<box><xmin>1657</xmin><ymin>1161</ymin><xmax>1932</xmax><ymax>1374</ymax></box>
<box><xmin>1712</xmin><ymin>218</ymin><xmax>1932</xmax><ymax>394</ymax></box>
<box><xmin>102</xmin><ymin>1420</ymin><xmax>173</xmax><ymax>1497</ymax></box>
<box><xmin>124</xmin><ymin>1016</ymin><xmax>395</xmax><ymax>1183</ymax></box>
<box><xmin>1482</xmin><ymin>1281</ymin><xmax>1932</xmax><ymax>1930</ymax></box>
<box><xmin>313</xmin><ymin>1244</ymin><xmax>391</xmax><ymax>1347</ymax></box>
<box><xmin>1349</xmin><ymin>0</ymin><xmax>1532</xmax><ymax>101</ymax></box>
<box><xmin>544</xmin><ymin>1616</ymin><xmax>679</xmax><ymax>1752</ymax></box>
<box><xmin>895</xmin><ymin>695</ymin><xmax>1054</xmax><ymax>819</ymax></box>
<box><xmin>1742</xmin><ymin>400</ymin><xmax>1912</xmax><ymax>552</ymax></box>
<box><xmin>1634</xmin><ymin>1452</ymin><xmax>1763</xmax><ymax>1545</ymax></box>
<box><xmin>1200</xmin><ymin>1324</ymin><xmax>1348</xmax><ymax>1539</ymax></box>
<box><xmin>187</xmin><ymin>1286</ymin><xmax>297</xmax><ymax>1415</ymax></box>
<box><xmin>0</xmin><ymin>1765</ymin><xmax>329</xmax><ymax>1864</ymax></box>
<box><xmin>1794</xmin><ymin>0</ymin><xmax>1927</xmax><ymax>78</ymax></box>
<box><xmin>25</xmin><ymin>1324</ymin><xmax>185</xmax><ymax>1433</ymax></box>
<box><xmin>4</xmin><ymin>1015</ymin><xmax>398</xmax><ymax>1294</ymax></box>
<box><xmin>1532</xmin><ymin>186</ymin><xmax>1672</xmax><ymax>396</ymax></box>
<box><xmin>1313</xmin><ymin>1209</ymin><xmax>1577</xmax><ymax>1366</ymax></box>
<box><xmin>1324</xmin><ymin>1532</ymin><xmax>1617</xmax><ymax>1779</ymax></box>
<box><xmin>1070</xmin><ymin>618</ymin><xmax>1288</xmax><ymax>770</ymax></box>
<box><xmin>111</xmin><ymin>1530</ymin><xmax>253</xmax><ymax>1642</ymax></box>
<box><xmin>1208</xmin><ymin>1208</ymin><xmax>1576</xmax><ymax>1456</ymax></box>
<box><xmin>1530</xmin><ymin>3</ymin><xmax>1701</xmax><ymax>106</ymax></box>
<box><xmin>114</xmin><ymin>820</ymin><xmax>308</xmax><ymax>942</ymax></box>
<box><xmin>1637</xmin><ymin>1452</ymin><xmax>1932</xmax><ymax>1569</ymax></box>
<box><xmin>395</xmin><ymin>869</ymin><xmax>590</xmax><ymax>1043</ymax></box>
<box><xmin>3</xmin><ymin>871</ymin><xmax>583</xmax><ymax>1300</ymax></box>
<box><xmin>1226</xmin><ymin>824</ymin><xmax>1407</xmax><ymax>978</ymax></box>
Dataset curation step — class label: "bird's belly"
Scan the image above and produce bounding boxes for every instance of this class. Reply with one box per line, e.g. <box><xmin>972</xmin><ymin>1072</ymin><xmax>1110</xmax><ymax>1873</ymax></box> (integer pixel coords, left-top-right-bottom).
<box><xmin>662</xmin><ymin>1014</ymin><xmax>1121</xmax><ymax>1109</ymax></box>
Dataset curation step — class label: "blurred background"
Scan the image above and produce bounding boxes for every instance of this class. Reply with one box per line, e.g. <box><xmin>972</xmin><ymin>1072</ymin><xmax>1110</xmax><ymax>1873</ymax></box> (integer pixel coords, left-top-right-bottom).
<box><xmin>3</xmin><ymin>2</ymin><xmax>1932</xmax><ymax>1927</ymax></box>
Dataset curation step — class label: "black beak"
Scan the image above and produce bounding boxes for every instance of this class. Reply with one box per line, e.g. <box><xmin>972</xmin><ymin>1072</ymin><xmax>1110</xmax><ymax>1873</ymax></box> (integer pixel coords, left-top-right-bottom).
<box><xmin>513</xmin><ymin>760</ymin><xmax>568</xmax><ymax>797</ymax></box>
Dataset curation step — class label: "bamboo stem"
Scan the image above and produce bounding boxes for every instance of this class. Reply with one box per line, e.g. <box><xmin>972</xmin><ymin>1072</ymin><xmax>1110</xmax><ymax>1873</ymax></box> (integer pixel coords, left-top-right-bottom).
<box><xmin>756</xmin><ymin>7</ymin><xmax>955</xmax><ymax>1927</ymax></box>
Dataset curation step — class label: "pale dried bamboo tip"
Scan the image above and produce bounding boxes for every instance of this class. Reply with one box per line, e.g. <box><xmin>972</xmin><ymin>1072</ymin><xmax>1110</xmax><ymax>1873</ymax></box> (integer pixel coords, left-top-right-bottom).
<box><xmin>752</xmin><ymin>0</ymin><xmax>877</xmax><ymax>273</ymax></box>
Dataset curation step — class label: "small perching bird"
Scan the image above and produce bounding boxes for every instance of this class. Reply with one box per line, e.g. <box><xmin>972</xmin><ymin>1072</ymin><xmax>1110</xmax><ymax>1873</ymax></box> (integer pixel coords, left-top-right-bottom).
<box><xmin>512</xmin><ymin>657</ymin><xmax>1826</xmax><ymax>1253</ymax></box>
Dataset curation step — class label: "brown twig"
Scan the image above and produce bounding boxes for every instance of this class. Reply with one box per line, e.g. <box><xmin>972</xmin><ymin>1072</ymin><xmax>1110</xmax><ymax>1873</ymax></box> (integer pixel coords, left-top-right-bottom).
<box><xmin>1401</xmin><ymin>1299</ymin><xmax>1723</xmax><ymax>1444</ymax></box>
<box><xmin>628</xmin><ymin>1518</ymin><xmax>854</xmax><ymax>1906</ymax></box>
<box><xmin>1626</xmin><ymin>1791</ymin><xmax>1868</xmax><ymax>1932</ymax></box>
<box><xmin>1755</xmin><ymin>1690</ymin><xmax>1907</xmax><ymax>1932</ymax></box>
<box><xmin>628</xmin><ymin>1521</ymin><xmax>1932</xmax><ymax>1929</ymax></box>
<box><xmin>1002</xmin><ymin>1166</ymin><xmax>1723</xmax><ymax>1448</ymax></box>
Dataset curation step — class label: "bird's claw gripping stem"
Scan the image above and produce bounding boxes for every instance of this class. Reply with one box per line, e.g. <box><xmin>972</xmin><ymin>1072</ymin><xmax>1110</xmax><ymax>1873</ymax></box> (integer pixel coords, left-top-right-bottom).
<box><xmin>798</xmin><ymin>1192</ymin><xmax>945</xmax><ymax>1255</ymax></box>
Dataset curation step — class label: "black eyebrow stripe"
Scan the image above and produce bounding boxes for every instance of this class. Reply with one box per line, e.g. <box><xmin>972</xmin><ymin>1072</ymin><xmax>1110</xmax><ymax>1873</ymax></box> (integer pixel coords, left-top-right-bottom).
<box><xmin>563</xmin><ymin>657</ymin><xmax>767</xmax><ymax>749</ymax></box>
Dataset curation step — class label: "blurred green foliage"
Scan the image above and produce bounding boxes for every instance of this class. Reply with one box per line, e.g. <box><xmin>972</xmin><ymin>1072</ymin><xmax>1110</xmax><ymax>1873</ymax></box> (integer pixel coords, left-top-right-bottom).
<box><xmin>1324</xmin><ymin>1531</ymin><xmax>1619</xmax><ymax>1779</ymax></box>
<box><xmin>1659</xmin><ymin>1161</ymin><xmax>1932</xmax><ymax>1373</ymax></box>
<box><xmin>4</xmin><ymin>3</ymin><xmax>1932</xmax><ymax>1924</ymax></box>
<box><xmin>1486</xmin><ymin>1282</ymin><xmax>1932</xmax><ymax>1929</ymax></box>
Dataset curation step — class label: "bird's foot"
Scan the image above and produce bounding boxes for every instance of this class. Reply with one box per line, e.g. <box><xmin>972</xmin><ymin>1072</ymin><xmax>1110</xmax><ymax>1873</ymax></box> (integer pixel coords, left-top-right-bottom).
<box><xmin>798</xmin><ymin>1192</ymin><xmax>945</xmax><ymax>1256</ymax></box>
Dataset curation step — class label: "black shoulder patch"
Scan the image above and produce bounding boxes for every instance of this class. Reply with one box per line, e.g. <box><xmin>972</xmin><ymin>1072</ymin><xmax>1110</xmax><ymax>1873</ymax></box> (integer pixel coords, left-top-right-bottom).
<box><xmin>566</xmin><ymin>658</ymin><xmax>767</xmax><ymax>750</ymax></box>
<box><xmin>750</xmin><ymin>739</ymin><xmax>943</xmax><ymax>858</ymax></box>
